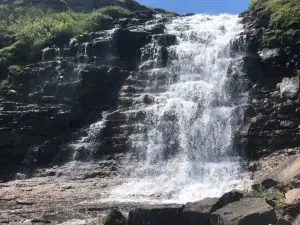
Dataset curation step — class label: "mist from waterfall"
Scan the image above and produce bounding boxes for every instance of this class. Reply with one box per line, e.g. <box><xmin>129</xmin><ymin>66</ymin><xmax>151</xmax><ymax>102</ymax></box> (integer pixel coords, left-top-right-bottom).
<box><xmin>104</xmin><ymin>14</ymin><xmax>251</xmax><ymax>203</ymax></box>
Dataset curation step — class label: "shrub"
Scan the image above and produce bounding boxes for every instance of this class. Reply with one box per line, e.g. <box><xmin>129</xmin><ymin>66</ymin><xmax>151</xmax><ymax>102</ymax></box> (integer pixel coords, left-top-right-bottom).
<box><xmin>0</xmin><ymin>79</ymin><xmax>13</xmax><ymax>90</ymax></box>
<box><xmin>274</xmin><ymin>191</ymin><xmax>286</xmax><ymax>209</ymax></box>
<box><xmin>9</xmin><ymin>65</ymin><xmax>23</xmax><ymax>73</ymax></box>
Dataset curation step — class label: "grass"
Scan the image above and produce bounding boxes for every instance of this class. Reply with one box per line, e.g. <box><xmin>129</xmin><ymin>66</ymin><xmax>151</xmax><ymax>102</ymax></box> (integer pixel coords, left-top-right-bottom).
<box><xmin>0</xmin><ymin>4</ymin><xmax>135</xmax><ymax>74</ymax></box>
<box><xmin>274</xmin><ymin>191</ymin><xmax>286</xmax><ymax>209</ymax></box>
<box><xmin>249</xmin><ymin>0</ymin><xmax>300</xmax><ymax>29</ymax></box>
<box><xmin>0</xmin><ymin>5</ymin><xmax>133</xmax><ymax>48</ymax></box>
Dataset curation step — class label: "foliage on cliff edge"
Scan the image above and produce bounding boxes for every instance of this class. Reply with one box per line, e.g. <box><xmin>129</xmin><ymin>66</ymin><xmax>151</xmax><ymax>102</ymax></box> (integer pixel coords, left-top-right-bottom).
<box><xmin>249</xmin><ymin>0</ymin><xmax>300</xmax><ymax>29</ymax></box>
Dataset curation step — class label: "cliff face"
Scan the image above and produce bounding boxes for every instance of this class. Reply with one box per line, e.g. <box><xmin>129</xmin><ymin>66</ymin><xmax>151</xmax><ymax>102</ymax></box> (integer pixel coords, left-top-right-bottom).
<box><xmin>240</xmin><ymin>0</ymin><xmax>300</xmax><ymax>158</ymax></box>
<box><xmin>0</xmin><ymin>6</ymin><xmax>176</xmax><ymax>180</ymax></box>
<box><xmin>0</xmin><ymin>0</ymin><xmax>167</xmax><ymax>180</ymax></box>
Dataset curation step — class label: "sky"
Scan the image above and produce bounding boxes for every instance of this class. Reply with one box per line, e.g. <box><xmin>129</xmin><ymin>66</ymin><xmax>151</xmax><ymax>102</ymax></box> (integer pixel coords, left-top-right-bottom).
<box><xmin>137</xmin><ymin>0</ymin><xmax>250</xmax><ymax>15</ymax></box>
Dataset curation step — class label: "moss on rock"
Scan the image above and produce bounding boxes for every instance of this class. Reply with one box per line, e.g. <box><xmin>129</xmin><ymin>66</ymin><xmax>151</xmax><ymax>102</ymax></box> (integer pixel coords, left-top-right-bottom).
<box><xmin>249</xmin><ymin>0</ymin><xmax>300</xmax><ymax>29</ymax></box>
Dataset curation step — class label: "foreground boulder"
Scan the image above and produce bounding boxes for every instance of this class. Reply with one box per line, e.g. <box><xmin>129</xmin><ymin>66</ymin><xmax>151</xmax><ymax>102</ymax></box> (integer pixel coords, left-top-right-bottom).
<box><xmin>185</xmin><ymin>198</ymin><xmax>219</xmax><ymax>213</ymax></box>
<box><xmin>209</xmin><ymin>190</ymin><xmax>244</xmax><ymax>213</ymax></box>
<box><xmin>128</xmin><ymin>205</ymin><xmax>184</xmax><ymax>225</ymax></box>
<box><xmin>213</xmin><ymin>198</ymin><xmax>277</xmax><ymax>225</ymax></box>
<box><xmin>128</xmin><ymin>204</ymin><xmax>218</xmax><ymax>225</ymax></box>
<box><xmin>184</xmin><ymin>190</ymin><xmax>244</xmax><ymax>214</ymax></box>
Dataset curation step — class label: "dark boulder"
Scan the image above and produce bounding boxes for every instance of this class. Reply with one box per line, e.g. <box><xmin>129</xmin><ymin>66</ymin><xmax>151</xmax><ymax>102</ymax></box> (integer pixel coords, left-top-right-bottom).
<box><xmin>209</xmin><ymin>190</ymin><xmax>244</xmax><ymax>213</ymax></box>
<box><xmin>242</xmin><ymin>54</ymin><xmax>264</xmax><ymax>82</ymax></box>
<box><xmin>185</xmin><ymin>198</ymin><xmax>219</xmax><ymax>213</ymax></box>
<box><xmin>112</xmin><ymin>29</ymin><xmax>151</xmax><ymax>61</ymax></box>
<box><xmin>213</xmin><ymin>198</ymin><xmax>278</xmax><ymax>225</ymax></box>
<box><xmin>128</xmin><ymin>205</ymin><xmax>184</xmax><ymax>225</ymax></box>
<box><xmin>288</xmin><ymin>21</ymin><xmax>300</xmax><ymax>30</ymax></box>
<box><xmin>49</xmin><ymin>31</ymin><xmax>73</xmax><ymax>48</ymax></box>
<box><xmin>104</xmin><ymin>209</ymin><xmax>127</xmax><ymax>225</ymax></box>
<box><xmin>128</xmin><ymin>204</ymin><xmax>217</xmax><ymax>225</ymax></box>
<box><xmin>153</xmin><ymin>34</ymin><xmax>177</xmax><ymax>47</ymax></box>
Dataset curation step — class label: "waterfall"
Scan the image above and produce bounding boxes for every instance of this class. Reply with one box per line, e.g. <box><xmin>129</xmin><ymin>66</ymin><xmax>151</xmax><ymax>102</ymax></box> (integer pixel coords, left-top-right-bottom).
<box><xmin>104</xmin><ymin>14</ymin><xmax>250</xmax><ymax>203</ymax></box>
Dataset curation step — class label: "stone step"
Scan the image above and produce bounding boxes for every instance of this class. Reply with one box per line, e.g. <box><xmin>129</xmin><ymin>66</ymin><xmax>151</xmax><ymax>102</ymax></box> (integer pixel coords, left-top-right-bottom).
<box><xmin>100</xmin><ymin>126</ymin><xmax>127</xmax><ymax>138</ymax></box>
<box><xmin>120</xmin><ymin>85</ymin><xmax>145</xmax><ymax>94</ymax></box>
<box><xmin>94</xmin><ymin>143</ymin><xmax>126</xmax><ymax>156</ymax></box>
<box><xmin>125</xmin><ymin>78</ymin><xmax>149</xmax><ymax>86</ymax></box>
<box><xmin>102</xmin><ymin>136</ymin><xmax>128</xmax><ymax>145</ymax></box>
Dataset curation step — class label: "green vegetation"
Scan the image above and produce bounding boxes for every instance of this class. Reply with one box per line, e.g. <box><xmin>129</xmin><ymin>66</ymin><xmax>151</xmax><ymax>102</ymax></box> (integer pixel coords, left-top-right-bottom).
<box><xmin>255</xmin><ymin>183</ymin><xmax>266</xmax><ymax>198</ymax></box>
<box><xmin>0</xmin><ymin>3</ymin><xmax>137</xmax><ymax>75</ymax></box>
<box><xmin>163</xmin><ymin>12</ymin><xmax>178</xmax><ymax>17</ymax></box>
<box><xmin>249</xmin><ymin>0</ymin><xmax>300</xmax><ymax>29</ymax></box>
<box><xmin>0</xmin><ymin>79</ymin><xmax>13</xmax><ymax>90</ymax></box>
<box><xmin>147</xmin><ymin>6</ymin><xmax>178</xmax><ymax>17</ymax></box>
<box><xmin>274</xmin><ymin>191</ymin><xmax>286</xmax><ymax>209</ymax></box>
<box><xmin>0</xmin><ymin>0</ymin><xmax>177</xmax><ymax>77</ymax></box>
<box><xmin>8</xmin><ymin>65</ymin><xmax>23</xmax><ymax>73</ymax></box>
<box><xmin>0</xmin><ymin>5</ymin><xmax>132</xmax><ymax>48</ymax></box>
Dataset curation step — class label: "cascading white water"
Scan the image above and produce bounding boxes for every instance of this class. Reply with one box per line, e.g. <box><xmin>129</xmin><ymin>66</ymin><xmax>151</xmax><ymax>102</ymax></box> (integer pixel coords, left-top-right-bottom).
<box><xmin>105</xmin><ymin>14</ymin><xmax>251</xmax><ymax>203</ymax></box>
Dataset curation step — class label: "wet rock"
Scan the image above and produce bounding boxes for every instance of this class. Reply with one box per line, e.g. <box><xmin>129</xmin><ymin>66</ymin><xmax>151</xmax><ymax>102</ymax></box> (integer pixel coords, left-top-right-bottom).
<box><xmin>128</xmin><ymin>205</ymin><xmax>184</xmax><ymax>225</ymax></box>
<box><xmin>280</xmin><ymin>77</ymin><xmax>299</xmax><ymax>99</ymax></box>
<box><xmin>42</xmin><ymin>47</ymin><xmax>58</xmax><ymax>61</ymax></box>
<box><xmin>213</xmin><ymin>198</ymin><xmax>277</xmax><ymax>225</ymax></box>
<box><xmin>184</xmin><ymin>198</ymin><xmax>218</xmax><ymax>213</ymax></box>
<box><xmin>104</xmin><ymin>209</ymin><xmax>127</xmax><ymax>225</ymax></box>
<box><xmin>49</xmin><ymin>31</ymin><xmax>73</xmax><ymax>48</ymax></box>
<box><xmin>242</xmin><ymin>55</ymin><xmax>264</xmax><ymax>82</ymax></box>
<box><xmin>209</xmin><ymin>190</ymin><xmax>244</xmax><ymax>213</ymax></box>
<box><xmin>259</xmin><ymin>48</ymin><xmax>281</xmax><ymax>62</ymax></box>
<box><xmin>278</xmin><ymin>101</ymin><xmax>295</xmax><ymax>114</ymax></box>
<box><xmin>112</xmin><ymin>29</ymin><xmax>151</xmax><ymax>61</ymax></box>
<box><xmin>280</xmin><ymin>121</ymin><xmax>297</xmax><ymax>129</ymax></box>
<box><xmin>153</xmin><ymin>34</ymin><xmax>177</xmax><ymax>46</ymax></box>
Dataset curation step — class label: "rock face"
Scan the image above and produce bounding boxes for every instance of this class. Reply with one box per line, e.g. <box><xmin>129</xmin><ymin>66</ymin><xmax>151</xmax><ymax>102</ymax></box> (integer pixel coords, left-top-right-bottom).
<box><xmin>0</xmin><ymin>17</ymin><xmax>174</xmax><ymax>180</ymax></box>
<box><xmin>240</xmin><ymin>5</ymin><xmax>300</xmax><ymax>158</ymax></box>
